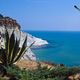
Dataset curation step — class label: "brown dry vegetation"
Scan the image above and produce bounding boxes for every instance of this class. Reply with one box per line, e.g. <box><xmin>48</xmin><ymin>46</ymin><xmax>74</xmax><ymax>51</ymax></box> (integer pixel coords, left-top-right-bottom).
<box><xmin>16</xmin><ymin>60</ymin><xmax>54</xmax><ymax>70</ymax></box>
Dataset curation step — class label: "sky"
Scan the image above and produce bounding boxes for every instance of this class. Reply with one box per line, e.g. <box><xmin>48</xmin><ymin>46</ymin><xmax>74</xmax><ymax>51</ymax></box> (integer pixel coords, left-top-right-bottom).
<box><xmin>0</xmin><ymin>0</ymin><xmax>80</xmax><ymax>31</ymax></box>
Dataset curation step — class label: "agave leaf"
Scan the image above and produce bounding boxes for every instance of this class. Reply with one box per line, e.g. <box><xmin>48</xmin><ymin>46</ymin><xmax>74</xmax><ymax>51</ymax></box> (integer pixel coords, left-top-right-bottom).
<box><xmin>23</xmin><ymin>54</ymin><xmax>32</xmax><ymax>61</ymax></box>
<box><xmin>14</xmin><ymin>41</ymin><xmax>35</xmax><ymax>62</ymax></box>
<box><xmin>27</xmin><ymin>41</ymin><xmax>35</xmax><ymax>49</ymax></box>
<box><xmin>4</xmin><ymin>29</ymin><xmax>9</xmax><ymax>62</ymax></box>
<box><xmin>9</xmin><ymin>31</ymin><xmax>15</xmax><ymax>54</ymax></box>
<box><xmin>14</xmin><ymin>36</ymin><xmax>27</xmax><ymax>62</ymax></box>
<box><xmin>0</xmin><ymin>48</ymin><xmax>4</xmax><ymax>62</ymax></box>
<box><xmin>9</xmin><ymin>31</ymin><xmax>21</xmax><ymax>65</ymax></box>
<box><xmin>10</xmin><ymin>31</ymin><xmax>21</xmax><ymax>63</ymax></box>
<box><xmin>10</xmin><ymin>38</ymin><xmax>20</xmax><ymax>63</ymax></box>
<box><xmin>0</xmin><ymin>48</ymin><xmax>7</xmax><ymax>65</ymax></box>
<box><xmin>4</xmin><ymin>29</ymin><xmax>9</xmax><ymax>52</ymax></box>
<box><xmin>19</xmin><ymin>41</ymin><xmax>35</xmax><ymax>60</ymax></box>
<box><xmin>8</xmin><ymin>31</ymin><xmax>15</xmax><ymax>63</ymax></box>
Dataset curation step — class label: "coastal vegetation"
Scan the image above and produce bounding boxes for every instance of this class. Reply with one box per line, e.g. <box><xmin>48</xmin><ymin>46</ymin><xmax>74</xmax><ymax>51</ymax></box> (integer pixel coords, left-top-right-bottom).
<box><xmin>1</xmin><ymin>29</ymin><xmax>80</xmax><ymax>80</ymax></box>
<box><xmin>0</xmin><ymin>14</ymin><xmax>80</xmax><ymax>80</ymax></box>
<box><xmin>0</xmin><ymin>63</ymin><xmax>80</xmax><ymax>80</ymax></box>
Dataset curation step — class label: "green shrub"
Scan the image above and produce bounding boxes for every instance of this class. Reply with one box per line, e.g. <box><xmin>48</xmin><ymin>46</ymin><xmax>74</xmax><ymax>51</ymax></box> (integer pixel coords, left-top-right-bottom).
<box><xmin>0</xmin><ymin>77</ymin><xmax>6</xmax><ymax>80</ymax></box>
<box><xmin>51</xmin><ymin>66</ymin><xmax>69</xmax><ymax>77</ymax></box>
<box><xmin>1</xmin><ymin>64</ymin><xmax>80</xmax><ymax>80</ymax></box>
<box><xmin>68</xmin><ymin>66</ymin><xmax>80</xmax><ymax>75</ymax></box>
<box><xmin>5</xmin><ymin>65</ymin><xmax>21</xmax><ymax>78</ymax></box>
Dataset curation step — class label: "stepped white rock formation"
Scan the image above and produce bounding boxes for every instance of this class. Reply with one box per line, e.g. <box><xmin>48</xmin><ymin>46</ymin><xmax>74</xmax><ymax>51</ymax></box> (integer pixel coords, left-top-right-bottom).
<box><xmin>20</xmin><ymin>31</ymin><xmax>48</xmax><ymax>47</ymax></box>
<box><xmin>27</xmin><ymin>33</ymin><xmax>48</xmax><ymax>46</ymax></box>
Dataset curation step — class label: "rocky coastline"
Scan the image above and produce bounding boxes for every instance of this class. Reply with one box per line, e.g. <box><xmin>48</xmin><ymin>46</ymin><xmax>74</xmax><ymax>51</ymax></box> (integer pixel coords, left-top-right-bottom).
<box><xmin>20</xmin><ymin>31</ymin><xmax>48</xmax><ymax>61</ymax></box>
<box><xmin>0</xmin><ymin>14</ymin><xmax>48</xmax><ymax>61</ymax></box>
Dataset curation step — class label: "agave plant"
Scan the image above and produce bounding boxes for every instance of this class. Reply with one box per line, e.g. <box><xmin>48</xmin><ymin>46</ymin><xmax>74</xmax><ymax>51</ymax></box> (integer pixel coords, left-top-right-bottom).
<box><xmin>0</xmin><ymin>28</ymin><xmax>34</xmax><ymax>67</ymax></box>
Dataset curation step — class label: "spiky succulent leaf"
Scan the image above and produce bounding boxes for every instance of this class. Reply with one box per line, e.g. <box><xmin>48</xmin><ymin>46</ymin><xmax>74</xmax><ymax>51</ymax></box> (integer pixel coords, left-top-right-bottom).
<box><xmin>11</xmin><ymin>31</ymin><xmax>21</xmax><ymax>63</ymax></box>
<box><xmin>0</xmin><ymin>48</ymin><xmax>7</xmax><ymax>65</ymax></box>
<box><xmin>14</xmin><ymin>36</ymin><xmax>27</xmax><ymax>62</ymax></box>
<box><xmin>4</xmin><ymin>29</ymin><xmax>9</xmax><ymax>61</ymax></box>
<box><xmin>10</xmin><ymin>38</ymin><xmax>20</xmax><ymax>64</ymax></box>
<box><xmin>15</xmin><ymin>41</ymin><xmax>35</xmax><ymax>62</ymax></box>
<box><xmin>8</xmin><ymin>31</ymin><xmax>15</xmax><ymax>63</ymax></box>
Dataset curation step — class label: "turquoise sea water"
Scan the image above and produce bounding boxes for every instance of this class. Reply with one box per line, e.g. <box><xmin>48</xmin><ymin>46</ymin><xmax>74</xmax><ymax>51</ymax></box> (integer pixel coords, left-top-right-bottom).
<box><xmin>24</xmin><ymin>31</ymin><xmax>80</xmax><ymax>66</ymax></box>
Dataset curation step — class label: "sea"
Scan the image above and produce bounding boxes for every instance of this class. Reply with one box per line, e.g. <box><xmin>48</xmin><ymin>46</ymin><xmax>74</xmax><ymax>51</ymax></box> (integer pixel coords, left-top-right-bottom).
<box><xmin>24</xmin><ymin>31</ymin><xmax>80</xmax><ymax>66</ymax></box>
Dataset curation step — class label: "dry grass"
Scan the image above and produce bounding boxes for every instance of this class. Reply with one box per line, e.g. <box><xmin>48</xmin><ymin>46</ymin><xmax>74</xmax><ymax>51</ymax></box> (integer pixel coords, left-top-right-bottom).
<box><xmin>15</xmin><ymin>60</ymin><xmax>54</xmax><ymax>70</ymax></box>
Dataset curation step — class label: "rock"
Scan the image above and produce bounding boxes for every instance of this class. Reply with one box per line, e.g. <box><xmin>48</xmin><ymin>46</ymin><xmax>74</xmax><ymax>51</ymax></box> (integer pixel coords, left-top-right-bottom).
<box><xmin>68</xmin><ymin>76</ymin><xmax>74</xmax><ymax>80</ymax></box>
<box><xmin>27</xmin><ymin>33</ymin><xmax>48</xmax><ymax>46</ymax></box>
<box><xmin>74</xmin><ymin>73</ymin><xmax>80</xmax><ymax>80</ymax></box>
<box><xmin>20</xmin><ymin>31</ymin><xmax>48</xmax><ymax>47</ymax></box>
<box><xmin>22</xmin><ymin>49</ymin><xmax>36</xmax><ymax>61</ymax></box>
<box><xmin>20</xmin><ymin>31</ymin><xmax>48</xmax><ymax>61</ymax></box>
<box><xmin>68</xmin><ymin>73</ymin><xmax>80</xmax><ymax>80</ymax></box>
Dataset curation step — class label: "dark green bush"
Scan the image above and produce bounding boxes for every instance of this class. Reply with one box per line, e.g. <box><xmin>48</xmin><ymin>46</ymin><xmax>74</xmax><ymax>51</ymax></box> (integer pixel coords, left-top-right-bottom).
<box><xmin>4</xmin><ymin>65</ymin><xmax>21</xmax><ymax>80</ymax></box>
<box><xmin>0</xmin><ymin>64</ymin><xmax>80</xmax><ymax>80</ymax></box>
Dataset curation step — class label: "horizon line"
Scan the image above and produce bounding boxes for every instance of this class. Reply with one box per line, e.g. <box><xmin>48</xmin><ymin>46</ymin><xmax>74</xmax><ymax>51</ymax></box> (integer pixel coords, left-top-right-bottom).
<box><xmin>21</xmin><ymin>30</ymin><xmax>80</xmax><ymax>32</ymax></box>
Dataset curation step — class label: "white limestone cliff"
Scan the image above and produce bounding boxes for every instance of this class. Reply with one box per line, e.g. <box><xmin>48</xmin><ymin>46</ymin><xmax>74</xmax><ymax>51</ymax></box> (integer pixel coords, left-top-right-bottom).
<box><xmin>20</xmin><ymin>31</ymin><xmax>48</xmax><ymax>61</ymax></box>
<box><xmin>0</xmin><ymin>14</ymin><xmax>48</xmax><ymax>61</ymax></box>
<box><xmin>20</xmin><ymin>31</ymin><xmax>48</xmax><ymax>47</ymax></box>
